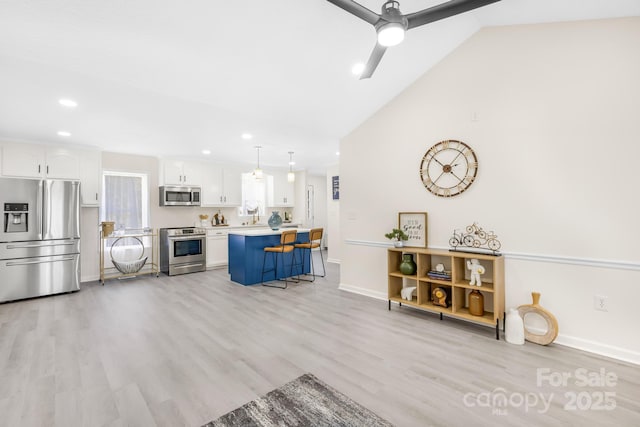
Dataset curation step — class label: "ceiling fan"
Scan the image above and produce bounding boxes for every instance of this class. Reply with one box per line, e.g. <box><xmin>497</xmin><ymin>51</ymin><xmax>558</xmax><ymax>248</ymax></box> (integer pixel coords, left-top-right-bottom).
<box><xmin>327</xmin><ymin>0</ymin><xmax>501</xmax><ymax>79</ymax></box>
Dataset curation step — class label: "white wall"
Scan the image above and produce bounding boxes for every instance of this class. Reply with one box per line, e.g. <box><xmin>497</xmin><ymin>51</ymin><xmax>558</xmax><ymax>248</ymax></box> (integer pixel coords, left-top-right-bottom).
<box><xmin>338</xmin><ymin>18</ymin><xmax>640</xmax><ymax>364</ymax></box>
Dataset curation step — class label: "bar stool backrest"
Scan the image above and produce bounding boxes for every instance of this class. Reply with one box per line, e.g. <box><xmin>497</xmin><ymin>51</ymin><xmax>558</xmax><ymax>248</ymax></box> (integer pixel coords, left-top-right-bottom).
<box><xmin>310</xmin><ymin>228</ymin><xmax>323</xmax><ymax>243</ymax></box>
<box><xmin>280</xmin><ymin>229</ymin><xmax>298</xmax><ymax>245</ymax></box>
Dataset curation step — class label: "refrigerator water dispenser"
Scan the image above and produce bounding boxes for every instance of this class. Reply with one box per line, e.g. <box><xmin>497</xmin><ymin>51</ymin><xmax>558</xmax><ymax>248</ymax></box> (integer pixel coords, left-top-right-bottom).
<box><xmin>3</xmin><ymin>203</ymin><xmax>28</xmax><ymax>233</ymax></box>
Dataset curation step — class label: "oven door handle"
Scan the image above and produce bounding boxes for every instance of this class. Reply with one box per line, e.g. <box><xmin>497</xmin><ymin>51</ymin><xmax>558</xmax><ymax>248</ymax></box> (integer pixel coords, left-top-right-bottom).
<box><xmin>169</xmin><ymin>236</ymin><xmax>205</xmax><ymax>241</ymax></box>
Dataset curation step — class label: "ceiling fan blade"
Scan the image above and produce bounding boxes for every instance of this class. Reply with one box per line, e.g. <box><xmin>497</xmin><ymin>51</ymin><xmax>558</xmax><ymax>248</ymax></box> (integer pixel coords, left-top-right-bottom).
<box><xmin>326</xmin><ymin>0</ymin><xmax>380</xmax><ymax>25</ymax></box>
<box><xmin>359</xmin><ymin>43</ymin><xmax>387</xmax><ymax>80</ymax></box>
<box><xmin>406</xmin><ymin>0</ymin><xmax>501</xmax><ymax>30</ymax></box>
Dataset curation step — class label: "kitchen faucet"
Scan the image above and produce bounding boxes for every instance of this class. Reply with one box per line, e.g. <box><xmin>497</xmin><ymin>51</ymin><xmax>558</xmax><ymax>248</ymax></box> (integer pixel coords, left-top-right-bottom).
<box><xmin>247</xmin><ymin>207</ymin><xmax>259</xmax><ymax>225</ymax></box>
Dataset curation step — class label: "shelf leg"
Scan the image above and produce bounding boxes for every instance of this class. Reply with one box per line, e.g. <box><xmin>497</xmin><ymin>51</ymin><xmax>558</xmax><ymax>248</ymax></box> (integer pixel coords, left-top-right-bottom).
<box><xmin>495</xmin><ymin>319</ymin><xmax>500</xmax><ymax>340</ymax></box>
<box><xmin>388</xmin><ymin>300</ymin><xmax>390</xmax><ymax>311</ymax></box>
<box><xmin>399</xmin><ymin>302</ymin><xmax>402</xmax><ymax>307</ymax></box>
<box><xmin>503</xmin><ymin>312</ymin><xmax>506</xmax><ymax>332</ymax></box>
<box><xmin>439</xmin><ymin>312</ymin><xmax>443</xmax><ymax>321</ymax></box>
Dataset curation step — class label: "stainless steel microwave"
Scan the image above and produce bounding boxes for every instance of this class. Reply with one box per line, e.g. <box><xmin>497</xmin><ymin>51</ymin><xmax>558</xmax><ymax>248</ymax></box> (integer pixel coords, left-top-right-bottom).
<box><xmin>159</xmin><ymin>185</ymin><xmax>201</xmax><ymax>206</ymax></box>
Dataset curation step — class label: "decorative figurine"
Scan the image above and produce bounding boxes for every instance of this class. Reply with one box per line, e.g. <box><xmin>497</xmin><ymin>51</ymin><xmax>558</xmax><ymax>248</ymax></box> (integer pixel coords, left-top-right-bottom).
<box><xmin>400</xmin><ymin>286</ymin><xmax>416</xmax><ymax>301</ymax></box>
<box><xmin>467</xmin><ymin>258</ymin><xmax>485</xmax><ymax>286</ymax></box>
<box><xmin>213</xmin><ymin>213</ymin><xmax>220</xmax><ymax>225</ymax></box>
<box><xmin>221</xmin><ymin>214</ymin><xmax>225</xmax><ymax>225</ymax></box>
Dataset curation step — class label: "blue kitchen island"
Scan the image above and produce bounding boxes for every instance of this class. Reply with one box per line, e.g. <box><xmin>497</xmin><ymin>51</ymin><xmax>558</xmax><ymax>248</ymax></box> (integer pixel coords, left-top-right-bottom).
<box><xmin>228</xmin><ymin>228</ymin><xmax>310</xmax><ymax>285</ymax></box>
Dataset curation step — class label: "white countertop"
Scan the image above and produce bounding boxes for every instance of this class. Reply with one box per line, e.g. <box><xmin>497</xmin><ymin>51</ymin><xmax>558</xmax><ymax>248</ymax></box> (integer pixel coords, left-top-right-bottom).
<box><xmin>228</xmin><ymin>228</ymin><xmax>310</xmax><ymax>236</ymax></box>
<box><xmin>202</xmin><ymin>223</ymin><xmax>300</xmax><ymax>230</ymax></box>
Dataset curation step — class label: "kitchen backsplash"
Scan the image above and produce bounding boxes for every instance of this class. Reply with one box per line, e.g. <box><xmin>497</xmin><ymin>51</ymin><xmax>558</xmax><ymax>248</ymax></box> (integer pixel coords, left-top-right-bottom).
<box><xmin>152</xmin><ymin>206</ymin><xmax>295</xmax><ymax>229</ymax></box>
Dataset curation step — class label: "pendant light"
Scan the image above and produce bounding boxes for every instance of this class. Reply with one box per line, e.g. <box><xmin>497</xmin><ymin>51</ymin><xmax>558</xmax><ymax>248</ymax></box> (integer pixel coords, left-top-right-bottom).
<box><xmin>287</xmin><ymin>151</ymin><xmax>295</xmax><ymax>183</ymax></box>
<box><xmin>253</xmin><ymin>146</ymin><xmax>263</xmax><ymax>180</ymax></box>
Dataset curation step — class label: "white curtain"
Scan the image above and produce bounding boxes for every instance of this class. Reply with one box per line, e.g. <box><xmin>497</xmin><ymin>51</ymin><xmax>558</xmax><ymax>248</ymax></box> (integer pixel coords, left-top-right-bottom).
<box><xmin>102</xmin><ymin>174</ymin><xmax>145</xmax><ymax>230</ymax></box>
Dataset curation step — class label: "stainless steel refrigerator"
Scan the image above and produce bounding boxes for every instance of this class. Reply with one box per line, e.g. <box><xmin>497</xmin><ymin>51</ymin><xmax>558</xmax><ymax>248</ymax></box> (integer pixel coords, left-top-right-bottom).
<box><xmin>0</xmin><ymin>178</ymin><xmax>80</xmax><ymax>302</ymax></box>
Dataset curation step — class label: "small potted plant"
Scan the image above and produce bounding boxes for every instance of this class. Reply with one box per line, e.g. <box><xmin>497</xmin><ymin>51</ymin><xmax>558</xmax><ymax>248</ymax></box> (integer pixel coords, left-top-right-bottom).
<box><xmin>385</xmin><ymin>228</ymin><xmax>409</xmax><ymax>247</ymax></box>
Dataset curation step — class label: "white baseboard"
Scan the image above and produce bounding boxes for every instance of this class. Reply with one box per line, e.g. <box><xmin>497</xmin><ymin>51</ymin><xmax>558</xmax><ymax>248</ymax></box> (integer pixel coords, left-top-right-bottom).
<box><xmin>338</xmin><ymin>282</ymin><xmax>386</xmax><ymax>300</ymax></box>
<box><xmin>327</xmin><ymin>258</ymin><xmax>340</xmax><ymax>264</ymax></box>
<box><xmin>527</xmin><ymin>327</ymin><xmax>640</xmax><ymax>366</ymax></box>
<box><xmin>339</xmin><ymin>283</ymin><xmax>640</xmax><ymax>366</ymax></box>
<box><xmin>81</xmin><ymin>274</ymin><xmax>100</xmax><ymax>283</ymax></box>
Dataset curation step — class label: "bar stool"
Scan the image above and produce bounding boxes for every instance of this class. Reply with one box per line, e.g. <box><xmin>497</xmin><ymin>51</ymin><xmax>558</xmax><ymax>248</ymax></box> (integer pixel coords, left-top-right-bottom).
<box><xmin>261</xmin><ymin>229</ymin><xmax>298</xmax><ymax>289</ymax></box>
<box><xmin>294</xmin><ymin>228</ymin><xmax>326</xmax><ymax>282</ymax></box>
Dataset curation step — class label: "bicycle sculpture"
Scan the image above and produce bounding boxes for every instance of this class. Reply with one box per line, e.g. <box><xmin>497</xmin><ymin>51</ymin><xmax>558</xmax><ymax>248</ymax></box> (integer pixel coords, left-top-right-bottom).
<box><xmin>449</xmin><ymin>222</ymin><xmax>501</xmax><ymax>254</ymax></box>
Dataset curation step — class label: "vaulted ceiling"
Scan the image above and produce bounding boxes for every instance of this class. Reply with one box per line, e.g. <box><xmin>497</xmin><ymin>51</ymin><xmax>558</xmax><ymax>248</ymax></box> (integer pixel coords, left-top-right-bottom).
<box><xmin>0</xmin><ymin>0</ymin><xmax>638</xmax><ymax>173</ymax></box>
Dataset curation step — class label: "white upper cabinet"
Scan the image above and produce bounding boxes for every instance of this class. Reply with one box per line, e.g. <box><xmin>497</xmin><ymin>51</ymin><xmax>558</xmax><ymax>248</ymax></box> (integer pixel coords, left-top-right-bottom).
<box><xmin>221</xmin><ymin>165</ymin><xmax>242</xmax><ymax>206</ymax></box>
<box><xmin>78</xmin><ymin>149</ymin><xmax>102</xmax><ymax>207</ymax></box>
<box><xmin>202</xmin><ymin>164</ymin><xmax>242</xmax><ymax>206</ymax></box>
<box><xmin>1</xmin><ymin>142</ymin><xmax>80</xmax><ymax>179</ymax></box>
<box><xmin>201</xmin><ymin>163</ymin><xmax>224</xmax><ymax>206</ymax></box>
<box><xmin>161</xmin><ymin>159</ymin><xmax>204</xmax><ymax>186</ymax></box>
<box><xmin>267</xmin><ymin>170</ymin><xmax>294</xmax><ymax>207</ymax></box>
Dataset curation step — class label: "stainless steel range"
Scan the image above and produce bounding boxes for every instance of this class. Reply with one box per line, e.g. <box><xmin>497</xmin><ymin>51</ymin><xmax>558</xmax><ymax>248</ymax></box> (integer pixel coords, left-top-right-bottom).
<box><xmin>159</xmin><ymin>227</ymin><xmax>206</xmax><ymax>276</ymax></box>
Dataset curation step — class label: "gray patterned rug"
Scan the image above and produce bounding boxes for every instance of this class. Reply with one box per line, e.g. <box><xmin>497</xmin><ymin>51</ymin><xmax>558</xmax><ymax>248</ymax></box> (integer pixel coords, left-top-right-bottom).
<box><xmin>203</xmin><ymin>373</ymin><xmax>393</xmax><ymax>427</ymax></box>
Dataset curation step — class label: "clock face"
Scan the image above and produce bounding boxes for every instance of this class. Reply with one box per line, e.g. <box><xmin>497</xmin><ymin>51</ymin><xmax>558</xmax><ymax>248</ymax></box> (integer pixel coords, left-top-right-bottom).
<box><xmin>420</xmin><ymin>140</ymin><xmax>478</xmax><ymax>197</ymax></box>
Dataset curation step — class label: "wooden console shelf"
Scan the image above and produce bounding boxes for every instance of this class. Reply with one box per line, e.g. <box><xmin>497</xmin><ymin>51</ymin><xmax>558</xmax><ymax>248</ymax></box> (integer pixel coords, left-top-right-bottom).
<box><xmin>387</xmin><ymin>248</ymin><xmax>505</xmax><ymax>339</ymax></box>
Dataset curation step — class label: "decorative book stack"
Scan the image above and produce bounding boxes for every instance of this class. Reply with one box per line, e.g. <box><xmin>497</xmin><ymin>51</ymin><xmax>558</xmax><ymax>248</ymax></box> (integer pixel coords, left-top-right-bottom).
<box><xmin>427</xmin><ymin>270</ymin><xmax>451</xmax><ymax>281</ymax></box>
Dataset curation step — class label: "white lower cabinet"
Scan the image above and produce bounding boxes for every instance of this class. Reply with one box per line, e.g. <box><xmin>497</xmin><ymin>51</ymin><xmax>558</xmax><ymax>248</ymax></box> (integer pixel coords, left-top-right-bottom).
<box><xmin>206</xmin><ymin>229</ymin><xmax>229</xmax><ymax>269</ymax></box>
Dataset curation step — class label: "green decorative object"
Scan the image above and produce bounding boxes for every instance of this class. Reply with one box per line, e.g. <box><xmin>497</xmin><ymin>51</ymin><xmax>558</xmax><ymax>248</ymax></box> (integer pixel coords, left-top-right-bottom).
<box><xmin>399</xmin><ymin>254</ymin><xmax>416</xmax><ymax>275</ymax></box>
<box><xmin>385</xmin><ymin>228</ymin><xmax>409</xmax><ymax>247</ymax></box>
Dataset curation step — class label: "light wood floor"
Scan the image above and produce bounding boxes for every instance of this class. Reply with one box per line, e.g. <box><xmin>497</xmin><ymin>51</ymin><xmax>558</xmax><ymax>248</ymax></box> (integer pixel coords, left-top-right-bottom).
<box><xmin>1</xmin><ymin>252</ymin><xmax>638</xmax><ymax>427</ymax></box>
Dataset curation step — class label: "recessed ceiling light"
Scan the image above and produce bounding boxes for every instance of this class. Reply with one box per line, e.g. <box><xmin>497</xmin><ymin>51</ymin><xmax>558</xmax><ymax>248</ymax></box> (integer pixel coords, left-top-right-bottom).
<box><xmin>351</xmin><ymin>63</ymin><xmax>365</xmax><ymax>76</ymax></box>
<box><xmin>57</xmin><ymin>131</ymin><xmax>71</xmax><ymax>137</ymax></box>
<box><xmin>241</xmin><ymin>133</ymin><xmax>253</xmax><ymax>140</ymax></box>
<box><xmin>202</xmin><ymin>149</ymin><xmax>211</xmax><ymax>155</ymax></box>
<box><xmin>58</xmin><ymin>99</ymin><xmax>78</xmax><ymax>108</ymax></box>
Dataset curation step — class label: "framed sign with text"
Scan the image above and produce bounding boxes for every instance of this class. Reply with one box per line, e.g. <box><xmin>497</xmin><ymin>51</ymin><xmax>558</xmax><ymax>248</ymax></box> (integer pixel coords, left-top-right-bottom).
<box><xmin>398</xmin><ymin>212</ymin><xmax>428</xmax><ymax>248</ymax></box>
<box><xmin>332</xmin><ymin>176</ymin><xmax>339</xmax><ymax>200</ymax></box>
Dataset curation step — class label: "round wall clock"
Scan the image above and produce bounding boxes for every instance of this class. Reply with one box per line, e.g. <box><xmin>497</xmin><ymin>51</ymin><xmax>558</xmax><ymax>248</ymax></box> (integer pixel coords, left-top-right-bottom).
<box><xmin>419</xmin><ymin>140</ymin><xmax>478</xmax><ymax>197</ymax></box>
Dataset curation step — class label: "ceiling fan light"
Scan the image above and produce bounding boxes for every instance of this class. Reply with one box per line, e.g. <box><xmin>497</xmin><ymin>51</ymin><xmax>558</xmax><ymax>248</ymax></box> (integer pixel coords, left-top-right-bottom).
<box><xmin>377</xmin><ymin>23</ymin><xmax>405</xmax><ymax>47</ymax></box>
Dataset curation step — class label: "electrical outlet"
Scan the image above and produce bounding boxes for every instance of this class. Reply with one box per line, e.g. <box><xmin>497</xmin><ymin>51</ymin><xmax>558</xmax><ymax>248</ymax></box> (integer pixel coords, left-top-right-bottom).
<box><xmin>594</xmin><ymin>295</ymin><xmax>608</xmax><ymax>312</ymax></box>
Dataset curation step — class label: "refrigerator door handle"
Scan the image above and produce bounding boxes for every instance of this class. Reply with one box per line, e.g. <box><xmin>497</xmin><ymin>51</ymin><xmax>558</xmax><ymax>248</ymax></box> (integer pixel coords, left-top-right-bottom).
<box><xmin>37</xmin><ymin>180</ymin><xmax>44</xmax><ymax>239</ymax></box>
<box><xmin>7</xmin><ymin>241</ymin><xmax>76</xmax><ymax>249</ymax></box>
<box><xmin>6</xmin><ymin>256</ymin><xmax>76</xmax><ymax>266</ymax></box>
<box><xmin>42</xmin><ymin>179</ymin><xmax>52</xmax><ymax>239</ymax></box>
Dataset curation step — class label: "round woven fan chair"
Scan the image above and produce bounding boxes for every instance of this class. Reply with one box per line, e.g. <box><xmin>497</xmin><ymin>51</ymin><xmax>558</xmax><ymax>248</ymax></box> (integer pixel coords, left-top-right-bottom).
<box><xmin>261</xmin><ymin>229</ymin><xmax>299</xmax><ymax>289</ymax></box>
<box><xmin>293</xmin><ymin>228</ymin><xmax>325</xmax><ymax>282</ymax></box>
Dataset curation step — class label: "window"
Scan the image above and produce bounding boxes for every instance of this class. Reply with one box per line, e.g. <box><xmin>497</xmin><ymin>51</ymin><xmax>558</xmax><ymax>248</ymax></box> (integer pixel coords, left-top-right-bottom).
<box><xmin>239</xmin><ymin>172</ymin><xmax>266</xmax><ymax>217</ymax></box>
<box><xmin>100</xmin><ymin>171</ymin><xmax>149</xmax><ymax>230</ymax></box>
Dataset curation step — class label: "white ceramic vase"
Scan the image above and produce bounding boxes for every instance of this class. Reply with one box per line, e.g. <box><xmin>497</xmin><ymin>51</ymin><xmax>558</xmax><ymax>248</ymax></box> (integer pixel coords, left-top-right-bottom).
<box><xmin>505</xmin><ymin>308</ymin><xmax>525</xmax><ymax>345</ymax></box>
